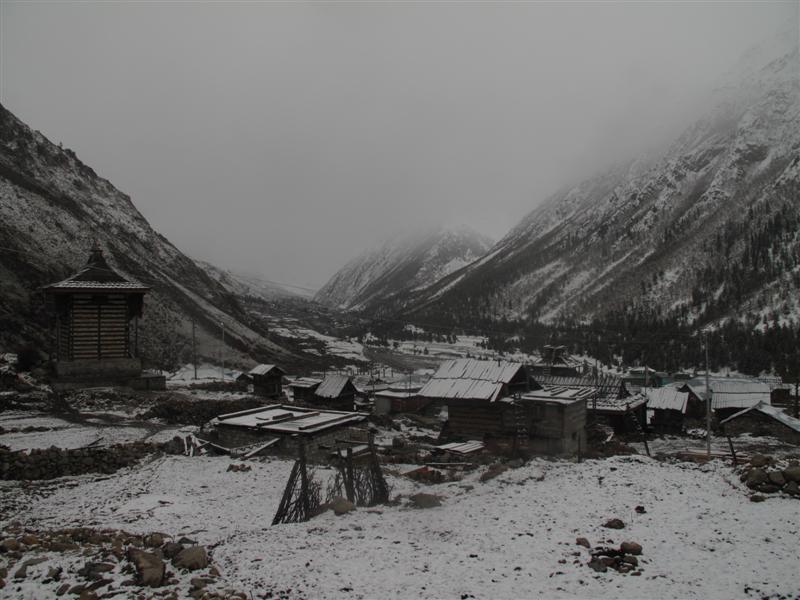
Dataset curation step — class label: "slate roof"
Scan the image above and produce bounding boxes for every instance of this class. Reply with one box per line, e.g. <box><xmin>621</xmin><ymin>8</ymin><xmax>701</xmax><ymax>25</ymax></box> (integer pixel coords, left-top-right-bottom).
<box><xmin>45</xmin><ymin>241</ymin><xmax>149</xmax><ymax>293</ymax></box>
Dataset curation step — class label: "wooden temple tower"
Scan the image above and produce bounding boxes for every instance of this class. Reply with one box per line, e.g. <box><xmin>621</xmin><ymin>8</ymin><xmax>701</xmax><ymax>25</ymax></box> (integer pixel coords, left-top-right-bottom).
<box><xmin>44</xmin><ymin>241</ymin><xmax>152</xmax><ymax>386</ymax></box>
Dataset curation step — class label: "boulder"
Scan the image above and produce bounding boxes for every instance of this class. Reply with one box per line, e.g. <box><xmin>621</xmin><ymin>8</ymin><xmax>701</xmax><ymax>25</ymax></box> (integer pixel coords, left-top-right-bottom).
<box><xmin>749</xmin><ymin>494</ymin><xmax>766</xmax><ymax>503</ymax></box>
<box><xmin>783</xmin><ymin>481</ymin><xmax>799</xmax><ymax>496</ymax></box>
<box><xmin>602</xmin><ymin>518</ymin><xmax>625</xmax><ymax>530</ymax></box>
<box><xmin>587</xmin><ymin>558</ymin><xmax>607</xmax><ymax>573</ymax></box>
<box><xmin>173</xmin><ymin>546</ymin><xmax>208</xmax><ymax>571</ymax></box>
<box><xmin>757</xmin><ymin>483</ymin><xmax>781</xmax><ymax>494</ymax></box>
<box><xmin>745</xmin><ymin>468</ymin><xmax>768</xmax><ymax>489</ymax></box>
<box><xmin>782</xmin><ymin>465</ymin><xmax>800</xmax><ymax>483</ymax></box>
<box><xmin>162</xmin><ymin>542</ymin><xmax>184</xmax><ymax>559</ymax></box>
<box><xmin>749</xmin><ymin>454</ymin><xmax>770</xmax><ymax>468</ymax></box>
<box><xmin>144</xmin><ymin>533</ymin><xmax>165</xmax><ymax>548</ymax></box>
<box><xmin>331</xmin><ymin>497</ymin><xmax>356</xmax><ymax>516</ymax></box>
<box><xmin>620</xmin><ymin>541</ymin><xmax>642</xmax><ymax>555</ymax></box>
<box><xmin>622</xmin><ymin>555</ymin><xmax>639</xmax><ymax>566</ymax></box>
<box><xmin>575</xmin><ymin>537</ymin><xmax>591</xmax><ymax>549</ymax></box>
<box><xmin>128</xmin><ymin>548</ymin><xmax>165</xmax><ymax>587</ymax></box>
<box><xmin>0</xmin><ymin>538</ymin><xmax>19</xmax><ymax>552</ymax></box>
<box><xmin>768</xmin><ymin>471</ymin><xmax>786</xmax><ymax>486</ymax></box>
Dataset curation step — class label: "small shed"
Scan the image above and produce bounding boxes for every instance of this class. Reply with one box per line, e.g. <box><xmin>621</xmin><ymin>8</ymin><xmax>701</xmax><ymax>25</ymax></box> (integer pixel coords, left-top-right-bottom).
<box><xmin>530</xmin><ymin>345</ymin><xmax>581</xmax><ymax>377</ymax></box>
<box><xmin>645</xmin><ymin>387</ymin><xmax>690</xmax><ymax>433</ymax></box>
<box><xmin>288</xmin><ymin>377</ymin><xmax>322</xmax><ymax>402</ymax></box>
<box><xmin>508</xmin><ymin>387</ymin><xmax>589</xmax><ymax>455</ymax></box>
<box><xmin>248</xmin><ymin>364</ymin><xmax>286</xmax><ymax>398</ymax></box>
<box><xmin>312</xmin><ymin>374</ymin><xmax>358</xmax><ymax>411</ymax></box>
<box><xmin>373</xmin><ymin>385</ymin><xmax>428</xmax><ymax>415</ymax></box>
<box><xmin>720</xmin><ymin>402</ymin><xmax>800</xmax><ymax>446</ymax></box>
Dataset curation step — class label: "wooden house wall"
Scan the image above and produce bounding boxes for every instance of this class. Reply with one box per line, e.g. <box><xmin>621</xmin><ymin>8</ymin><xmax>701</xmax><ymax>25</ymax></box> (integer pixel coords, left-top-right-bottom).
<box><xmin>652</xmin><ymin>408</ymin><xmax>684</xmax><ymax>433</ymax></box>
<box><xmin>65</xmin><ymin>294</ymin><xmax>131</xmax><ymax>360</ymax></box>
<box><xmin>448</xmin><ymin>404</ymin><xmax>505</xmax><ymax>436</ymax></box>
<box><xmin>253</xmin><ymin>373</ymin><xmax>283</xmax><ymax>397</ymax></box>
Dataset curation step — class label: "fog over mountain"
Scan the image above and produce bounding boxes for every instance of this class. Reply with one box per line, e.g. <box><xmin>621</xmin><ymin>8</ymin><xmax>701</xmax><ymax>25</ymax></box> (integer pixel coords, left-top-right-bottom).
<box><xmin>1</xmin><ymin>2</ymin><xmax>795</xmax><ymax>290</ymax></box>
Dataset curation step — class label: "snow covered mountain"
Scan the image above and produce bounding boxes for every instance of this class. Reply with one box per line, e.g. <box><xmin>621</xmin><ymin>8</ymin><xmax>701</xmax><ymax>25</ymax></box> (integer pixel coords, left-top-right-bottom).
<box><xmin>408</xmin><ymin>32</ymin><xmax>800</xmax><ymax>328</ymax></box>
<box><xmin>315</xmin><ymin>226</ymin><xmax>493</xmax><ymax>312</ymax></box>
<box><xmin>0</xmin><ymin>103</ymin><xmax>303</xmax><ymax>369</ymax></box>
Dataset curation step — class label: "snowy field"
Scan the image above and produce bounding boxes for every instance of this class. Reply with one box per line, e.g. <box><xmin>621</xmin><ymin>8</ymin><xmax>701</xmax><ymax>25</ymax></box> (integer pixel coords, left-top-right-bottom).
<box><xmin>2</xmin><ymin>454</ymin><xmax>798</xmax><ymax>599</ymax></box>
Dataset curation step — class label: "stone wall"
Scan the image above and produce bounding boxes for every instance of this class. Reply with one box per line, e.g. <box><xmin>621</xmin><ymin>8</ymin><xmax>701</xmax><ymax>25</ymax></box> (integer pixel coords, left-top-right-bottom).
<box><xmin>0</xmin><ymin>439</ymin><xmax>183</xmax><ymax>481</ymax></box>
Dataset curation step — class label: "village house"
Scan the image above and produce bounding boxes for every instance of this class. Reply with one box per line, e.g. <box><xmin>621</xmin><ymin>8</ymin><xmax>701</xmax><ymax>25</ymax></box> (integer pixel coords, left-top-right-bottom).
<box><xmin>531</xmin><ymin>372</ymin><xmax>644</xmax><ymax>433</ymax></box>
<box><xmin>248</xmin><ymin>364</ymin><xmax>286</xmax><ymax>398</ymax></box>
<box><xmin>203</xmin><ymin>404</ymin><xmax>368</xmax><ymax>460</ymax></box>
<box><xmin>310</xmin><ymin>374</ymin><xmax>358</xmax><ymax>411</ymax></box>
<box><xmin>720</xmin><ymin>402</ymin><xmax>800</xmax><ymax>446</ymax></box>
<box><xmin>287</xmin><ymin>377</ymin><xmax>322</xmax><ymax>402</ymax></box>
<box><xmin>529</xmin><ymin>345</ymin><xmax>582</xmax><ymax>377</ymax></box>
<box><xmin>645</xmin><ymin>386</ymin><xmax>690</xmax><ymax>433</ymax></box>
<box><xmin>416</xmin><ymin>358</ymin><xmax>592</xmax><ymax>452</ymax></box>
<box><xmin>623</xmin><ymin>367</ymin><xmax>669</xmax><ymax>390</ymax></box>
<box><xmin>44</xmin><ymin>241</ymin><xmax>164</xmax><ymax>390</ymax></box>
<box><xmin>681</xmin><ymin>377</ymin><xmax>772</xmax><ymax>421</ymax></box>
<box><xmin>373</xmin><ymin>384</ymin><xmax>428</xmax><ymax>415</ymax></box>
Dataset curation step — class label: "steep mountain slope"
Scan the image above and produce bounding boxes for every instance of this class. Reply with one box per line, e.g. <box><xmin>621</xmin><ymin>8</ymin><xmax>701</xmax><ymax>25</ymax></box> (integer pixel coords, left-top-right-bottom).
<box><xmin>0</xmin><ymin>103</ymin><xmax>303</xmax><ymax>369</ymax></box>
<box><xmin>315</xmin><ymin>226</ymin><xmax>493</xmax><ymax>312</ymax></box>
<box><xmin>408</xmin><ymin>34</ymin><xmax>800</xmax><ymax>329</ymax></box>
<box><xmin>195</xmin><ymin>260</ymin><xmax>303</xmax><ymax>301</ymax></box>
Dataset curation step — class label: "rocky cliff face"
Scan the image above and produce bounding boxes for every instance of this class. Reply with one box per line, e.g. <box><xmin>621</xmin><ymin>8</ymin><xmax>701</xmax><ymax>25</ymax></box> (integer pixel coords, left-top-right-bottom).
<box><xmin>408</xmin><ymin>35</ymin><xmax>800</xmax><ymax>329</ymax></box>
<box><xmin>0</xmin><ymin>103</ymin><xmax>300</xmax><ymax>368</ymax></box>
<box><xmin>314</xmin><ymin>225</ymin><xmax>493</xmax><ymax>313</ymax></box>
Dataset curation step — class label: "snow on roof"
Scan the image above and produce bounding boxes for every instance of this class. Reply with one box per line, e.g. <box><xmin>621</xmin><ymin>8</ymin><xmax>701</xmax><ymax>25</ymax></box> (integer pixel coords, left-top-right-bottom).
<box><xmin>373</xmin><ymin>389</ymin><xmax>420</xmax><ymax>399</ymax></box>
<box><xmin>248</xmin><ymin>364</ymin><xmax>283</xmax><ymax>376</ymax></box>
<box><xmin>720</xmin><ymin>401</ymin><xmax>800</xmax><ymax>433</ymax></box>
<box><xmin>509</xmin><ymin>386</ymin><xmax>593</xmax><ymax>406</ymax></box>
<box><xmin>216</xmin><ymin>404</ymin><xmax>365</xmax><ymax>434</ymax></box>
<box><xmin>646</xmin><ymin>387</ymin><xmax>689</xmax><ymax>413</ymax></box>
<box><xmin>592</xmin><ymin>395</ymin><xmax>648</xmax><ymax>414</ymax></box>
<box><xmin>419</xmin><ymin>378</ymin><xmax>504</xmax><ymax>402</ymax></box>
<box><xmin>436</xmin><ymin>441</ymin><xmax>485</xmax><ymax>455</ymax></box>
<box><xmin>46</xmin><ymin>279</ymin><xmax>149</xmax><ymax>291</ymax></box>
<box><xmin>315</xmin><ymin>374</ymin><xmax>353</xmax><ymax>399</ymax></box>
<box><xmin>288</xmin><ymin>377</ymin><xmax>323</xmax><ymax>389</ymax></box>
<box><xmin>418</xmin><ymin>359</ymin><xmax>525</xmax><ymax>401</ymax></box>
<box><xmin>682</xmin><ymin>378</ymin><xmax>772</xmax><ymax>409</ymax></box>
<box><xmin>430</xmin><ymin>358</ymin><xmax>524</xmax><ymax>384</ymax></box>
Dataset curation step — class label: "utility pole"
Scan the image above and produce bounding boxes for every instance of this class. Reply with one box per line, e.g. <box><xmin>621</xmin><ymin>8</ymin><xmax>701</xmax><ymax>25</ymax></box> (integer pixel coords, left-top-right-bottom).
<box><xmin>704</xmin><ymin>331</ymin><xmax>711</xmax><ymax>458</ymax></box>
<box><xmin>192</xmin><ymin>319</ymin><xmax>197</xmax><ymax>380</ymax></box>
<box><xmin>220</xmin><ymin>321</ymin><xmax>225</xmax><ymax>381</ymax></box>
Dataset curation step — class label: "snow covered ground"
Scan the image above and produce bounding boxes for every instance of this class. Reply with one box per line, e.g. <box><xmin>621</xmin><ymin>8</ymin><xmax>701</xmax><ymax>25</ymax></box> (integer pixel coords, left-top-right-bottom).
<box><xmin>2</xmin><ymin>453</ymin><xmax>798</xmax><ymax>599</ymax></box>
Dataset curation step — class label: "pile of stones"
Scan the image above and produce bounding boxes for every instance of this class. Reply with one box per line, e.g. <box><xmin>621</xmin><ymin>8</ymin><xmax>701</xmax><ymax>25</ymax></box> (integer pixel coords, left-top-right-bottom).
<box><xmin>739</xmin><ymin>454</ymin><xmax>800</xmax><ymax>500</ymax></box>
<box><xmin>0</xmin><ymin>524</ymin><xmax>249</xmax><ymax>599</ymax></box>
<box><xmin>576</xmin><ymin>536</ymin><xmax>645</xmax><ymax>575</ymax></box>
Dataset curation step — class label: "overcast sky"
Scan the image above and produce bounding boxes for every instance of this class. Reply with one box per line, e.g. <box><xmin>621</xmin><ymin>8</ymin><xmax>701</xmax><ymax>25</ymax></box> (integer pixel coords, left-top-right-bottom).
<box><xmin>1</xmin><ymin>2</ymin><xmax>796</xmax><ymax>291</ymax></box>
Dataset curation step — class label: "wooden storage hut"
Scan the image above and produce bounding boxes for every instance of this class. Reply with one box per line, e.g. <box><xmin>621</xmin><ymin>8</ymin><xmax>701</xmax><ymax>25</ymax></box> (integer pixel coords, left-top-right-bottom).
<box><xmin>288</xmin><ymin>377</ymin><xmax>322</xmax><ymax>402</ymax></box>
<box><xmin>645</xmin><ymin>387</ymin><xmax>689</xmax><ymax>433</ymax></box>
<box><xmin>530</xmin><ymin>345</ymin><xmax>581</xmax><ymax>377</ymax></box>
<box><xmin>373</xmin><ymin>385</ymin><xmax>429</xmax><ymax>415</ymax></box>
<box><xmin>312</xmin><ymin>374</ymin><xmax>358</xmax><ymax>411</ymax></box>
<box><xmin>44</xmin><ymin>241</ymin><xmax>151</xmax><ymax>387</ymax></box>
<box><xmin>248</xmin><ymin>364</ymin><xmax>286</xmax><ymax>398</ymax></box>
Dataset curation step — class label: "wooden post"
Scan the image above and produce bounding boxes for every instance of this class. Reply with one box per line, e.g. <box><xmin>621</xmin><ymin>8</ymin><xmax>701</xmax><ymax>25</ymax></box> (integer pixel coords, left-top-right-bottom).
<box><xmin>344</xmin><ymin>447</ymin><xmax>355</xmax><ymax>503</ymax></box>
<box><xmin>725</xmin><ymin>431</ymin><xmax>738</xmax><ymax>466</ymax></box>
<box><xmin>299</xmin><ymin>440</ymin><xmax>310</xmax><ymax>520</ymax></box>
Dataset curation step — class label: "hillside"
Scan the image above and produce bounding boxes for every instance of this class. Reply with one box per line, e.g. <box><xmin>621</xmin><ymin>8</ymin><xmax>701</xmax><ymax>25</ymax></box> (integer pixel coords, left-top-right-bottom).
<box><xmin>315</xmin><ymin>226</ymin><xmax>493</xmax><ymax>312</ymax></box>
<box><xmin>407</xmin><ymin>34</ymin><xmax>800</xmax><ymax>331</ymax></box>
<box><xmin>0</xmin><ymin>103</ymin><xmax>305</xmax><ymax>370</ymax></box>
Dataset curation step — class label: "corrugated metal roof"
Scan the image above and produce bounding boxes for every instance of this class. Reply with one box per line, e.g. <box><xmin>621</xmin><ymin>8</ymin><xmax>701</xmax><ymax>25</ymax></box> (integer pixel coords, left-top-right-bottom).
<box><xmin>720</xmin><ymin>401</ymin><xmax>800</xmax><ymax>433</ymax></box>
<box><xmin>430</xmin><ymin>358</ymin><xmax>524</xmax><ymax>384</ymax></box>
<box><xmin>46</xmin><ymin>279</ymin><xmax>148</xmax><ymax>291</ymax></box>
<box><xmin>315</xmin><ymin>374</ymin><xmax>353</xmax><ymax>399</ymax></box>
<box><xmin>418</xmin><ymin>359</ymin><xmax>524</xmax><ymax>401</ymax></box>
<box><xmin>249</xmin><ymin>364</ymin><xmax>283</xmax><ymax>376</ymax></box>
<box><xmin>646</xmin><ymin>387</ymin><xmax>689</xmax><ymax>413</ymax></box>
